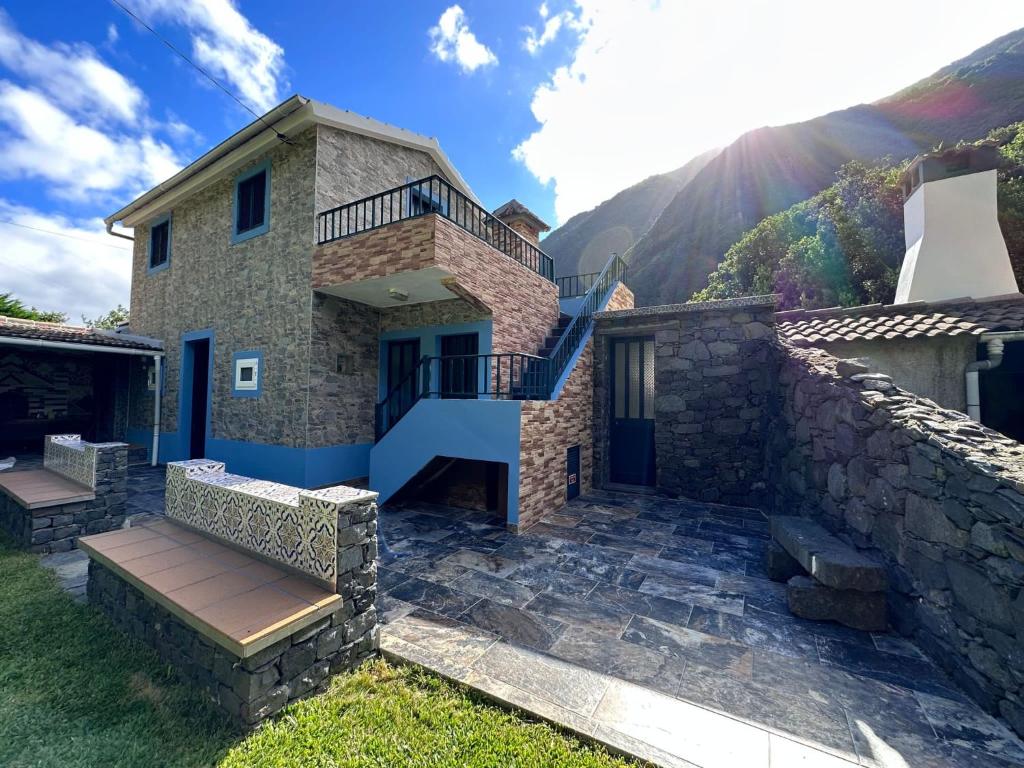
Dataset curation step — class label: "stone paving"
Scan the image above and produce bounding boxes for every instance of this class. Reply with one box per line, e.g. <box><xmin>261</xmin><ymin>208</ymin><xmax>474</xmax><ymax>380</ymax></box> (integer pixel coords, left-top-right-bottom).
<box><xmin>377</xmin><ymin>490</ymin><xmax>1024</xmax><ymax>768</ymax></box>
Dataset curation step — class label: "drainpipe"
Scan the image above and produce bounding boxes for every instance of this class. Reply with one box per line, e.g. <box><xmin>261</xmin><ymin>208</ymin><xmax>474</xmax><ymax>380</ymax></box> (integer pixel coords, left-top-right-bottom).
<box><xmin>152</xmin><ymin>354</ymin><xmax>162</xmax><ymax>467</ymax></box>
<box><xmin>106</xmin><ymin>221</ymin><xmax>135</xmax><ymax>242</ymax></box>
<box><xmin>964</xmin><ymin>331</ymin><xmax>1024</xmax><ymax>421</ymax></box>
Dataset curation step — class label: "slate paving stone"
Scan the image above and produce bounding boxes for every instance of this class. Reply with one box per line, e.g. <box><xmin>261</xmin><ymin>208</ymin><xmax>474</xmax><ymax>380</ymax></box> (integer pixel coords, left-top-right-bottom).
<box><xmin>524</xmin><ymin>522</ymin><xmax>594</xmax><ymax>544</ymax></box>
<box><xmin>548</xmin><ymin>625</ymin><xmax>686</xmax><ymax>697</ymax></box>
<box><xmin>574</xmin><ymin>519</ymin><xmax>645</xmax><ymax>537</ymax></box>
<box><xmin>540</xmin><ymin>513</ymin><xmax>583</xmax><ymax>528</ymax></box>
<box><xmin>688</xmin><ymin>606</ymin><xmax>819</xmax><ymax>659</ymax></box>
<box><xmin>588</xmin><ymin>583</ymin><xmax>693</xmax><ymax>627</ymax></box>
<box><xmin>629</xmin><ymin>554</ymin><xmax>726</xmax><ymax>587</ymax></box>
<box><xmin>377</xmin><ymin>565</ymin><xmax>410</xmax><ymax>591</ymax></box>
<box><xmin>816</xmin><ymin>636</ymin><xmax>963</xmax><ymax>698</ymax></box>
<box><xmin>639</xmin><ymin>573</ymin><xmax>745</xmax><ymax>616</ymax></box>
<box><xmin>507</xmin><ymin>562</ymin><xmax>598</xmax><ymax>599</ymax></box>
<box><xmin>397</xmin><ymin>558</ymin><xmax>469</xmax><ymax>585</ymax></box>
<box><xmin>700</xmin><ymin>520</ymin><xmax>770</xmax><ymax>540</ymax></box>
<box><xmin>586</xmin><ymin>532</ymin><xmax>664</xmax><ymax>556</ymax></box>
<box><xmin>441</xmin><ymin>549</ymin><xmax>520</xmax><ymax>578</ymax></box>
<box><xmin>387</xmin><ymin>577</ymin><xmax>481</xmax><ymax>619</ymax></box>
<box><xmin>449</xmin><ymin>569</ymin><xmax>538</xmax><ymax>608</ymax></box>
<box><xmin>387</xmin><ymin>609</ymin><xmax>497</xmax><ymax>663</ymax></box>
<box><xmin>715</xmin><ymin>573</ymin><xmax>788</xmax><ymax>614</ymax></box>
<box><xmin>660</xmin><ymin>545</ymin><xmax>748</xmax><ymax>575</ymax></box>
<box><xmin>916</xmin><ymin>691</ymin><xmax>1024</xmax><ymax>762</ymax></box>
<box><xmin>871</xmin><ymin>634</ymin><xmax>928</xmax><ymax>659</ymax></box>
<box><xmin>526</xmin><ymin>591</ymin><xmax>632</xmax><ymax>636</ymax></box>
<box><xmin>623</xmin><ymin>615</ymin><xmax>752</xmax><ymax>677</ymax></box>
<box><xmin>458</xmin><ymin>599</ymin><xmax>565</xmax><ymax>650</ymax></box>
<box><xmin>843</xmin><ymin>691</ymin><xmax>948</xmax><ymax>768</ymax></box>
<box><xmin>557</xmin><ymin>556</ymin><xmax>646</xmax><ymax>589</ymax></box>
<box><xmin>375</xmin><ymin>593</ymin><xmax>417</xmax><ymax>625</ymax></box>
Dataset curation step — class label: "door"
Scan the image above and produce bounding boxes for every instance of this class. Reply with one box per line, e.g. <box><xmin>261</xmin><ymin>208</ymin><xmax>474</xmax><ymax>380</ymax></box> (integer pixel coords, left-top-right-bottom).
<box><xmin>609</xmin><ymin>336</ymin><xmax>656</xmax><ymax>486</ymax></box>
<box><xmin>566</xmin><ymin>445</ymin><xmax>581</xmax><ymax>500</ymax></box>
<box><xmin>185</xmin><ymin>338</ymin><xmax>210</xmax><ymax>459</ymax></box>
<box><xmin>387</xmin><ymin>339</ymin><xmax>420</xmax><ymax>426</ymax></box>
<box><xmin>440</xmin><ymin>333</ymin><xmax>479</xmax><ymax>399</ymax></box>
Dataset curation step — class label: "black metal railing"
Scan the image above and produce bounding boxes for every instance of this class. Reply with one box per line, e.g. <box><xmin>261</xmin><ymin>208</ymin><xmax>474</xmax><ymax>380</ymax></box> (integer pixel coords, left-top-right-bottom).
<box><xmin>375</xmin><ymin>352</ymin><xmax>548</xmax><ymax>440</ymax></box>
<box><xmin>547</xmin><ymin>253</ymin><xmax>627</xmax><ymax>389</ymax></box>
<box><xmin>556</xmin><ymin>272</ymin><xmax>600</xmax><ymax>298</ymax></box>
<box><xmin>374</xmin><ymin>252</ymin><xmax>627</xmax><ymax>441</ymax></box>
<box><xmin>317</xmin><ymin>175</ymin><xmax>554</xmax><ymax>281</ymax></box>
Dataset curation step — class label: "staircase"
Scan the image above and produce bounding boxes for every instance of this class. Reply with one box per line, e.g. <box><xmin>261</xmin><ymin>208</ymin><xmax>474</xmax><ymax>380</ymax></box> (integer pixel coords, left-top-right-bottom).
<box><xmin>538</xmin><ymin>314</ymin><xmax>573</xmax><ymax>358</ymax></box>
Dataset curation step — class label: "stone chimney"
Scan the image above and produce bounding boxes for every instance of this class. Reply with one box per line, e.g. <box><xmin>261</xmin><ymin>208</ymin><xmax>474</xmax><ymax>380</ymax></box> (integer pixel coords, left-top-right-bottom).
<box><xmin>493</xmin><ymin>199</ymin><xmax>550</xmax><ymax>247</ymax></box>
<box><xmin>894</xmin><ymin>143</ymin><xmax>1016</xmax><ymax>304</ymax></box>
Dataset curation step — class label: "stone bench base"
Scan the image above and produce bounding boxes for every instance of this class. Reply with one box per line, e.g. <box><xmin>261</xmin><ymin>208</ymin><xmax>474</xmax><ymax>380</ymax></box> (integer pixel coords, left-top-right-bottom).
<box><xmin>786</xmin><ymin>575</ymin><xmax>887</xmax><ymax>632</ymax></box>
<box><xmin>0</xmin><ymin>489</ymin><xmax>124</xmax><ymax>554</ymax></box>
<box><xmin>88</xmin><ymin>561</ymin><xmax>378</xmax><ymax>729</ymax></box>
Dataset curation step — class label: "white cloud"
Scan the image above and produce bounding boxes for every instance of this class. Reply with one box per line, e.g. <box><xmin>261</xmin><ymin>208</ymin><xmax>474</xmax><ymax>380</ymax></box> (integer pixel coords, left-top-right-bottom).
<box><xmin>515</xmin><ymin>0</ymin><xmax>1024</xmax><ymax>224</ymax></box>
<box><xmin>429</xmin><ymin>5</ymin><xmax>497</xmax><ymax>74</ymax></box>
<box><xmin>0</xmin><ymin>10</ymin><xmax>144</xmax><ymax>124</ymax></box>
<box><xmin>133</xmin><ymin>0</ymin><xmax>286</xmax><ymax>113</ymax></box>
<box><xmin>0</xmin><ymin>200</ymin><xmax>133</xmax><ymax>322</ymax></box>
<box><xmin>524</xmin><ymin>3</ymin><xmax>580</xmax><ymax>55</ymax></box>
<box><xmin>0</xmin><ymin>83</ymin><xmax>182</xmax><ymax>203</ymax></box>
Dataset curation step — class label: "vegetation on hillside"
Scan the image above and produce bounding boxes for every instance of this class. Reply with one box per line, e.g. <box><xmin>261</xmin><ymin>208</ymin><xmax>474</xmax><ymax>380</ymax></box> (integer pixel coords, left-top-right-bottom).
<box><xmin>83</xmin><ymin>303</ymin><xmax>130</xmax><ymax>330</ymax></box>
<box><xmin>0</xmin><ymin>292</ymin><xmax>66</xmax><ymax>323</ymax></box>
<box><xmin>693</xmin><ymin>123</ymin><xmax>1024</xmax><ymax>310</ymax></box>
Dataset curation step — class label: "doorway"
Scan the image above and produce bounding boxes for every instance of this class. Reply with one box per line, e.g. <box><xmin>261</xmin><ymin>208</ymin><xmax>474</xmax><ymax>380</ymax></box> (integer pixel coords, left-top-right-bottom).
<box><xmin>439</xmin><ymin>332</ymin><xmax>479</xmax><ymax>398</ymax></box>
<box><xmin>386</xmin><ymin>338</ymin><xmax>421</xmax><ymax>425</ymax></box>
<box><xmin>609</xmin><ymin>336</ymin><xmax>656</xmax><ymax>486</ymax></box>
<box><xmin>182</xmin><ymin>336</ymin><xmax>211</xmax><ymax>460</ymax></box>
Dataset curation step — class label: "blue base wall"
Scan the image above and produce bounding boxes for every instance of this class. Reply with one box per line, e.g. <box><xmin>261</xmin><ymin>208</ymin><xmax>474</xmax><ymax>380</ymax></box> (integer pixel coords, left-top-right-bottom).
<box><xmin>157</xmin><ymin>432</ymin><xmax>370</xmax><ymax>488</ymax></box>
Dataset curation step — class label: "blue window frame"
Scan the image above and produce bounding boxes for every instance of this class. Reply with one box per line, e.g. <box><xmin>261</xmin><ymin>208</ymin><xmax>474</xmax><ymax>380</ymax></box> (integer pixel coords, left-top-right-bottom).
<box><xmin>147</xmin><ymin>213</ymin><xmax>171</xmax><ymax>273</ymax></box>
<box><xmin>232</xmin><ymin>160</ymin><xmax>271</xmax><ymax>244</ymax></box>
<box><xmin>232</xmin><ymin>350</ymin><xmax>263</xmax><ymax>398</ymax></box>
<box><xmin>405</xmin><ymin>176</ymin><xmax>449</xmax><ymax>217</ymax></box>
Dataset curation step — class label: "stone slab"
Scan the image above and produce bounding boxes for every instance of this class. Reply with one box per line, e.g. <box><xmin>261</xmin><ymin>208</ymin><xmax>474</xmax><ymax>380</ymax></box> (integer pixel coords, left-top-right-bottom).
<box><xmin>786</xmin><ymin>576</ymin><xmax>887</xmax><ymax>632</ymax></box>
<box><xmin>765</xmin><ymin>540</ymin><xmax>804</xmax><ymax>583</ymax></box>
<box><xmin>770</xmin><ymin>516</ymin><xmax>887</xmax><ymax>592</ymax></box>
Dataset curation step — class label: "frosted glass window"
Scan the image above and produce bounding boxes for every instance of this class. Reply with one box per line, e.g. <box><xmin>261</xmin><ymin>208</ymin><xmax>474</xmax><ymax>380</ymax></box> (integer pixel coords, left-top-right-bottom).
<box><xmin>628</xmin><ymin>341</ymin><xmax>640</xmax><ymax>418</ymax></box>
<box><xmin>643</xmin><ymin>339</ymin><xmax>655</xmax><ymax>419</ymax></box>
<box><xmin>614</xmin><ymin>342</ymin><xmax>626</xmax><ymax>418</ymax></box>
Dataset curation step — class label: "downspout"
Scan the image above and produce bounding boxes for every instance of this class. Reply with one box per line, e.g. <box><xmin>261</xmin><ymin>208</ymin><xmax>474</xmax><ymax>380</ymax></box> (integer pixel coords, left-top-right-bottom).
<box><xmin>152</xmin><ymin>354</ymin><xmax>162</xmax><ymax>467</ymax></box>
<box><xmin>964</xmin><ymin>332</ymin><xmax>1024</xmax><ymax>421</ymax></box>
<box><xmin>106</xmin><ymin>221</ymin><xmax>135</xmax><ymax>242</ymax></box>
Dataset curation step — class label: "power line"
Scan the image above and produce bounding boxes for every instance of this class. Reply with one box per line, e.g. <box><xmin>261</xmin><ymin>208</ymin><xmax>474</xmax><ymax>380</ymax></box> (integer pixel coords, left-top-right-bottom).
<box><xmin>0</xmin><ymin>219</ymin><xmax>133</xmax><ymax>251</ymax></box>
<box><xmin>108</xmin><ymin>0</ymin><xmax>291</xmax><ymax>144</ymax></box>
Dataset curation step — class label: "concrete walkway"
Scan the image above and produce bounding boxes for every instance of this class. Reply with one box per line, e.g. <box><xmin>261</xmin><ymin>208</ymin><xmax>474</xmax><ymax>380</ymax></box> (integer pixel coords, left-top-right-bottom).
<box><xmin>377</xmin><ymin>491</ymin><xmax>1024</xmax><ymax>768</ymax></box>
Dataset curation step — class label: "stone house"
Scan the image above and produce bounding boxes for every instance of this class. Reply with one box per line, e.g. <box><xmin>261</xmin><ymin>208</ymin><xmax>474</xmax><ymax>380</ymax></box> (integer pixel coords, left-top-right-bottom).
<box><xmin>102</xmin><ymin>94</ymin><xmax>633</xmax><ymax>530</ymax></box>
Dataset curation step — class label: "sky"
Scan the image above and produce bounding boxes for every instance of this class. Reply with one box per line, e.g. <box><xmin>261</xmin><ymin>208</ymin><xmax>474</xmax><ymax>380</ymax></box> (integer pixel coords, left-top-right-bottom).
<box><xmin>1</xmin><ymin>0</ymin><xmax>1022</xmax><ymax>322</ymax></box>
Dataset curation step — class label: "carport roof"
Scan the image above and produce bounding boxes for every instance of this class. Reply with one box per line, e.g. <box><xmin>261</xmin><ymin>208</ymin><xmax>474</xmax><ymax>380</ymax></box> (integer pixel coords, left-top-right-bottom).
<box><xmin>0</xmin><ymin>316</ymin><xmax>162</xmax><ymax>352</ymax></box>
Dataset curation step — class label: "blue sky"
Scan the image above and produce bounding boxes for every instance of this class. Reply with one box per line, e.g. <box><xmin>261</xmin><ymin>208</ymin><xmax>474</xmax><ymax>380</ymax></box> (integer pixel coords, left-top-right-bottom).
<box><xmin>1</xmin><ymin>0</ymin><xmax>1022</xmax><ymax>321</ymax></box>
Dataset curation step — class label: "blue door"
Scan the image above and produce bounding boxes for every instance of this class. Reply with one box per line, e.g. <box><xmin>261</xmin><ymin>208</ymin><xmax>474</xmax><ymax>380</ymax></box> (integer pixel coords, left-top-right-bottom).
<box><xmin>609</xmin><ymin>336</ymin><xmax>656</xmax><ymax>486</ymax></box>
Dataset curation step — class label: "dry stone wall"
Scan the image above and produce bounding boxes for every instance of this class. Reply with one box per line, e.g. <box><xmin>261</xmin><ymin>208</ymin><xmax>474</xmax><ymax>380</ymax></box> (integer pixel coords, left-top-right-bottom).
<box><xmin>767</xmin><ymin>343</ymin><xmax>1024</xmax><ymax>736</ymax></box>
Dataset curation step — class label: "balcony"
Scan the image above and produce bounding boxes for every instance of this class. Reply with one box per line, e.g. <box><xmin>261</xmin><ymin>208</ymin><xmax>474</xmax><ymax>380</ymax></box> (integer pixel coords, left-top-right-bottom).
<box><xmin>313</xmin><ymin>176</ymin><xmax>553</xmax><ymax>307</ymax></box>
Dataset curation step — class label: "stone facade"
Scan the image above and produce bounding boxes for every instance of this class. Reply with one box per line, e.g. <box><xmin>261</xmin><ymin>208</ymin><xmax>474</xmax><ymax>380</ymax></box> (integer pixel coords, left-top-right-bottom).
<box><xmin>593</xmin><ymin>297</ymin><xmax>775</xmax><ymax>506</ymax></box>
<box><xmin>0</xmin><ymin>441</ymin><xmax>128</xmax><ymax>553</ymax></box>
<box><xmin>767</xmin><ymin>343</ymin><xmax>1024</xmax><ymax>737</ymax></box>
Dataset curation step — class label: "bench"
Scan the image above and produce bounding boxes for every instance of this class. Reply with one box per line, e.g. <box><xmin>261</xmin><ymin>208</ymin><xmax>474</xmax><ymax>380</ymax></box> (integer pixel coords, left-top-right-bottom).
<box><xmin>767</xmin><ymin>516</ymin><xmax>887</xmax><ymax>631</ymax></box>
<box><xmin>79</xmin><ymin>459</ymin><xmax>380</xmax><ymax>729</ymax></box>
<box><xmin>0</xmin><ymin>435</ymin><xmax>128</xmax><ymax>553</ymax></box>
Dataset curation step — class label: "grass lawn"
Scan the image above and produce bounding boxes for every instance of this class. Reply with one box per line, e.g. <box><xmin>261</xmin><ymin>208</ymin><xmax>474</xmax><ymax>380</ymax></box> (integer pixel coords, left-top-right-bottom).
<box><xmin>0</xmin><ymin>538</ymin><xmax>634</xmax><ymax>768</ymax></box>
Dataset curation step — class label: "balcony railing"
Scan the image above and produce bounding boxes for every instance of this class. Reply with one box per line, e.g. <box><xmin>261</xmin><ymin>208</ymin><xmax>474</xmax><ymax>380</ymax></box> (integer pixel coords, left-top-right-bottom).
<box><xmin>374</xmin><ymin>253</ymin><xmax>628</xmax><ymax>441</ymax></box>
<box><xmin>317</xmin><ymin>175</ymin><xmax>554</xmax><ymax>282</ymax></box>
<box><xmin>556</xmin><ymin>272</ymin><xmax>601</xmax><ymax>298</ymax></box>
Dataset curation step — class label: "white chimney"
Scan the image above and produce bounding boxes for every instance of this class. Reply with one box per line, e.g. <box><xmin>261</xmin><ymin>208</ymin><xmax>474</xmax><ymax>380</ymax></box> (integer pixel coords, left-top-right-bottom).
<box><xmin>894</xmin><ymin>144</ymin><xmax>1015</xmax><ymax>304</ymax></box>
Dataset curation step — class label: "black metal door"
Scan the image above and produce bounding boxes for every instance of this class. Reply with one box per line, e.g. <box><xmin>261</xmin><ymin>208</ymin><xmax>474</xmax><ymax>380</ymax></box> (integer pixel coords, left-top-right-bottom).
<box><xmin>440</xmin><ymin>333</ymin><xmax>479</xmax><ymax>399</ymax></box>
<box><xmin>566</xmin><ymin>445</ymin><xmax>580</xmax><ymax>500</ymax></box>
<box><xmin>387</xmin><ymin>339</ymin><xmax>420</xmax><ymax>426</ymax></box>
<box><xmin>609</xmin><ymin>336</ymin><xmax>656</xmax><ymax>486</ymax></box>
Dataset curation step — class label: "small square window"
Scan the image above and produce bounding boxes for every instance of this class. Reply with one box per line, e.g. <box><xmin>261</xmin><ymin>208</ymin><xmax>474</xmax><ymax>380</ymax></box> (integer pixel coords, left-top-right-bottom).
<box><xmin>148</xmin><ymin>215</ymin><xmax>171</xmax><ymax>272</ymax></box>
<box><xmin>232</xmin><ymin>351</ymin><xmax>262</xmax><ymax>397</ymax></box>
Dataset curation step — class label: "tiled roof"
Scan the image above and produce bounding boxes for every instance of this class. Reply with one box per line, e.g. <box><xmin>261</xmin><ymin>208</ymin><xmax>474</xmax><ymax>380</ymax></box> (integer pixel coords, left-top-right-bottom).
<box><xmin>776</xmin><ymin>294</ymin><xmax>1024</xmax><ymax>347</ymax></box>
<box><xmin>493</xmin><ymin>199</ymin><xmax>551</xmax><ymax>232</ymax></box>
<box><xmin>0</xmin><ymin>316</ymin><xmax>162</xmax><ymax>351</ymax></box>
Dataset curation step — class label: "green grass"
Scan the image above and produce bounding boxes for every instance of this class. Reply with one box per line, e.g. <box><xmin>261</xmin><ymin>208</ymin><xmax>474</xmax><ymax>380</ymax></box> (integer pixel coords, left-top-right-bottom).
<box><xmin>0</xmin><ymin>538</ymin><xmax>634</xmax><ymax>768</ymax></box>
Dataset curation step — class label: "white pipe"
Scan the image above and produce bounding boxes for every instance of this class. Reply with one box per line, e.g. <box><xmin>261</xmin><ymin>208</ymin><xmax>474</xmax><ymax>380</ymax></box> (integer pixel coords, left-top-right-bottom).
<box><xmin>0</xmin><ymin>336</ymin><xmax>161</xmax><ymax>357</ymax></box>
<box><xmin>151</xmin><ymin>354</ymin><xmax>162</xmax><ymax>467</ymax></box>
<box><xmin>964</xmin><ymin>332</ymin><xmax>1024</xmax><ymax>421</ymax></box>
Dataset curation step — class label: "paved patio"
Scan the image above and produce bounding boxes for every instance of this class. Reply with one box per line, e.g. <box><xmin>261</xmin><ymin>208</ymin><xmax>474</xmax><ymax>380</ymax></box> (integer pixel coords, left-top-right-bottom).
<box><xmin>377</xmin><ymin>491</ymin><xmax>1024</xmax><ymax>768</ymax></box>
<box><xmin>7</xmin><ymin>453</ymin><xmax>1023</xmax><ymax>767</ymax></box>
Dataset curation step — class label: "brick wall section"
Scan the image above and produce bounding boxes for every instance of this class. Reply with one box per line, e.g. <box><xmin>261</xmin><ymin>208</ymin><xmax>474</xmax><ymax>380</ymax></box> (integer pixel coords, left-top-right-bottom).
<box><xmin>313</xmin><ymin>215</ymin><xmax>559</xmax><ymax>357</ymax></box>
<box><xmin>593</xmin><ymin>297</ymin><xmax>775</xmax><ymax>506</ymax></box>
<box><xmin>767</xmin><ymin>343</ymin><xmax>1024</xmax><ymax>737</ymax></box>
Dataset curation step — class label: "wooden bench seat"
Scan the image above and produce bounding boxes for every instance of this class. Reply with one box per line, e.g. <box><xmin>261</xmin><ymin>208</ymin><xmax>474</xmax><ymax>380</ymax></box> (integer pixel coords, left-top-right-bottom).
<box><xmin>0</xmin><ymin>469</ymin><xmax>95</xmax><ymax>511</ymax></box>
<box><xmin>78</xmin><ymin>518</ymin><xmax>342</xmax><ymax>658</ymax></box>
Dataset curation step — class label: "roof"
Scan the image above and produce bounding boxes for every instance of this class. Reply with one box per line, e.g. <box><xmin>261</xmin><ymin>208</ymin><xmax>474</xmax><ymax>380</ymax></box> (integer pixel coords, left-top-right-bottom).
<box><xmin>106</xmin><ymin>95</ymin><xmax>478</xmax><ymax>228</ymax></box>
<box><xmin>776</xmin><ymin>294</ymin><xmax>1024</xmax><ymax>347</ymax></box>
<box><xmin>597</xmin><ymin>294</ymin><xmax>779</xmax><ymax>322</ymax></box>
<box><xmin>493</xmin><ymin>199</ymin><xmax>551</xmax><ymax>232</ymax></box>
<box><xmin>0</xmin><ymin>316</ymin><xmax>163</xmax><ymax>352</ymax></box>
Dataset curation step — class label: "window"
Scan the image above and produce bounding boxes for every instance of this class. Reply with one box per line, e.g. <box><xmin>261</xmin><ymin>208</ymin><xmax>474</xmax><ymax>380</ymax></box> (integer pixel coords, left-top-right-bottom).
<box><xmin>148</xmin><ymin>214</ymin><xmax>171</xmax><ymax>273</ymax></box>
<box><xmin>232</xmin><ymin>351</ymin><xmax>263</xmax><ymax>397</ymax></box>
<box><xmin>232</xmin><ymin>162</ymin><xmax>271</xmax><ymax>243</ymax></box>
<box><xmin>406</xmin><ymin>177</ymin><xmax>448</xmax><ymax>217</ymax></box>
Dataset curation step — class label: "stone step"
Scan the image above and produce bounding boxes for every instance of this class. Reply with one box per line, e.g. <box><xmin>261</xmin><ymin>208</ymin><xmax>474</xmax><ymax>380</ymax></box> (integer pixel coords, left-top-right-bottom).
<box><xmin>786</xmin><ymin>575</ymin><xmax>887</xmax><ymax>632</ymax></box>
<box><xmin>769</xmin><ymin>516</ymin><xmax>887</xmax><ymax>592</ymax></box>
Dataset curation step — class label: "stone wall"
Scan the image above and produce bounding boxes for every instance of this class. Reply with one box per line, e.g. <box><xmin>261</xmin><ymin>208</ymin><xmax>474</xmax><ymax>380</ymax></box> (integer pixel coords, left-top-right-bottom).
<box><xmin>593</xmin><ymin>297</ymin><xmax>775</xmax><ymax>505</ymax></box>
<box><xmin>767</xmin><ymin>343</ymin><xmax>1024</xmax><ymax>736</ymax></box>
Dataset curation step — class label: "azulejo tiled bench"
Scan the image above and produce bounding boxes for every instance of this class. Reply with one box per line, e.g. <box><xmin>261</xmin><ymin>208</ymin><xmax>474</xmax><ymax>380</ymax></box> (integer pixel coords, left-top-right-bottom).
<box><xmin>0</xmin><ymin>435</ymin><xmax>128</xmax><ymax>553</ymax></box>
<box><xmin>79</xmin><ymin>459</ymin><xmax>380</xmax><ymax>729</ymax></box>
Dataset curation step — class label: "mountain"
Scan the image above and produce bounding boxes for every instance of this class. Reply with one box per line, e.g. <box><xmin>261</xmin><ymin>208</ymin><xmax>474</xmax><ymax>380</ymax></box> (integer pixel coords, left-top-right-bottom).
<box><xmin>550</xmin><ymin>27</ymin><xmax>1024</xmax><ymax>306</ymax></box>
<box><xmin>542</xmin><ymin>149</ymin><xmax>719</xmax><ymax>277</ymax></box>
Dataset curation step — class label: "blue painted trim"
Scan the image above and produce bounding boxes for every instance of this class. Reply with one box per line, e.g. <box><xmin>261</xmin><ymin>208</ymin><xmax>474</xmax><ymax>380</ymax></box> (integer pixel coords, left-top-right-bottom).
<box><xmin>156</xmin><ymin>433</ymin><xmax>371</xmax><ymax>488</ymax></box>
<box><xmin>378</xmin><ymin>319</ymin><xmax>493</xmax><ymax>400</ymax></box>
<box><xmin>125</xmin><ymin>427</ymin><xmax>153</xmax><ymax>461</ymax></box>
<box><xmin>147</xmin><ymin>213</ymin><xmax>171</xmax><ymax>274</ymax></box>
<box><xmin>231</xmin><ymin>349</ymin><xmax>263</xmax><ymax>398</ymax></box>
<box><xmin>231</xmin><ymin>159</ymin><xmax>271</xmax><ymax>244</ymax></box>
<box><xmin>179</xmin><ymin>329</ymin><xmax>215</xmax><ymax>459</ymax></box>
